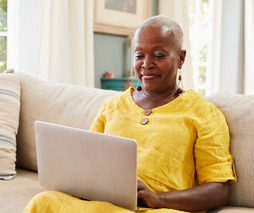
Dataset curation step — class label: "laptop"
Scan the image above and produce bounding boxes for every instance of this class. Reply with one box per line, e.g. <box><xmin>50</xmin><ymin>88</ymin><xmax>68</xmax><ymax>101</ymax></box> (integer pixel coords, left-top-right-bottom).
<box><xmin>35</xmin><ymin>121</ymin><xmax>139</xmax><ymax>210</ymax></box>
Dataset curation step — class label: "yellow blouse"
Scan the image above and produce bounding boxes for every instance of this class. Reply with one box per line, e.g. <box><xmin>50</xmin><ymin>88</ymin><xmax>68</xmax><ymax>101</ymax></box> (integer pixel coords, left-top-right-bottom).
<box><xmin>90</xmin><ymin>87</ymin><xmax>236</xmax><ymax>194</ymax></box>
<box><xmin>23</xmin><ymin>87</ymin><xmax>236</xmax><ymax>213</ymax></box>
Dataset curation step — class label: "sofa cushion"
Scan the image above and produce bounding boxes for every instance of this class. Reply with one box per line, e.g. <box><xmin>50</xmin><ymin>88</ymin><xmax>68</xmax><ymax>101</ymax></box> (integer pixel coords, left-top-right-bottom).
<box><xmin>0</xmin><ymin>72</ymin><xmax>20</xmax><ymax>180</ymax></box>
<box><xmin>208</xmin><ymin>206</ymin><xmax>254</xmax><ymax>213</ymax></box>
<box><xmin>16</xmin><ymin>72</ymin><xmax>119</xmax><ymax>172</ymax></box>
<box><xmin>206</xmin><ymin>92</ymin><xmax>254</xmax><ymax>208</ymax></box>
<box><xmin>0</xmin><ymin>168</ymin><xmax>44</xmax><ymax>213</ymax></box>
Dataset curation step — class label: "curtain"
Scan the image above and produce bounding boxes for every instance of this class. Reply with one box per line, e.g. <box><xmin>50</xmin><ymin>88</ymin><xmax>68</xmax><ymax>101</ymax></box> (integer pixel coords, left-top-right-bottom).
<box><xmin>37</xmin><ymin>0</ymin><xmax>94</xmax><ymax>87</ymax></box>
<box><xmin>210</xmin><ymin>0</ymin><xmax>222</xmax><ymax>93</ymax></box>
<box><xmin>220</xmin><ymin>0</ymin><xmax>254</xmax><ymax>94</ymax></box>
<box><xmin>158</xmin><ymin>0</ymin><xmax>194</xmax><ymax>90</ymax></box>
<box><xmin>220</xmin><ymin>0</ymin><xmax>244</xmax><ymax>94</ymax></box>
<box><xmin>244</xmin><ymin>0</ymin><xmax>254</xmax><ymax>94</ymax></box>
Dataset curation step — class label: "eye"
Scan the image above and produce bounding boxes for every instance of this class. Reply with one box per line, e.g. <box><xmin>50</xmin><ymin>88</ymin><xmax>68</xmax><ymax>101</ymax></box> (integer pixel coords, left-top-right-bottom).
<box><xmin>154</xmin><ymin>54</ymin><xmax>165</xmax><ymax>59</ymax></box>
<box><xmin>134</xmin><ymin>53</ymin><xmax>144</xmax><ymax>59</ymax></box>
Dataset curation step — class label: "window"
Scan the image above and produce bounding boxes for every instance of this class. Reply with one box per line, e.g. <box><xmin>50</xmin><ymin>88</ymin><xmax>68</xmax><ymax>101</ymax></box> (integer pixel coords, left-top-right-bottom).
<box><xmin>188</xmin><ymin>0</ymin><xmax>214</xmax><ymax>96</ymax></box>
<box><xmin>0</xmin><ymin>0</ymin><xmax>7</xmax><ymax>73</ymax></box>
<box><xmin>0</xmin><ymin>0</ymin><xmax>19</xmax><ymax>73</ymax></box>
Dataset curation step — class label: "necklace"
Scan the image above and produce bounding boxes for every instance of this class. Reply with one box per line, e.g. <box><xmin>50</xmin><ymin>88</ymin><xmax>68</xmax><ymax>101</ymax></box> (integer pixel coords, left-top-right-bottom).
<box><xmin>140</xmin><ymin>88</ymin><xmax>183</xmax><ymax>125</ymax></box>
<box><xmin>141</xmin><ymin>87</ymin><xmax>183</xmax><ymax>99</ymax></box>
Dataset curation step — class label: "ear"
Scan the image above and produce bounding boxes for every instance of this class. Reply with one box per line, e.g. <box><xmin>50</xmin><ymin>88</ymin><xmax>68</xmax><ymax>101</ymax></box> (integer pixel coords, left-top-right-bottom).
<box><xmin>178</xmin><ymin>50</ymin><xmax>186</xmax><ymax>69</ymax></box>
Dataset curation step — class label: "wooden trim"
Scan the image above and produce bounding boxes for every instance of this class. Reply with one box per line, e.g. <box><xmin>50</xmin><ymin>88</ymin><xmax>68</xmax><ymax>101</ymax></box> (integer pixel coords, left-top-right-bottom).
<box><xmin>94</xmin><ymin>24</ymin><xmax>135</xmax><ymax>37</ymax></box>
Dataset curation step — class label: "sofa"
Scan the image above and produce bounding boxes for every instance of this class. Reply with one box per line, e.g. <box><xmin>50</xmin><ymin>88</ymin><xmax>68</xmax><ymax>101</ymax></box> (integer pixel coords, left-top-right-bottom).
<box><xmin>0</xmin><ymin>71</ymin><xmax>253</xmax><ymax>213</ymax></box>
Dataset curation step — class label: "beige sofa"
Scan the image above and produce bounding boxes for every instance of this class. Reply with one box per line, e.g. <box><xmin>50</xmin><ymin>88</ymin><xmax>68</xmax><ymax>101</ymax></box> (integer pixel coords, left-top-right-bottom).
<box><xmin>0</xmin><ymin>72</ymin><xmax>254</xmax><ymax>213</ymax></box>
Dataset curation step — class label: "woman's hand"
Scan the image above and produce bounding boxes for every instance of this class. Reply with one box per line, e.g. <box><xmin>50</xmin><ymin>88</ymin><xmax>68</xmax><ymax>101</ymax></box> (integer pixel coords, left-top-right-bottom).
<box><xmin>137</xmin><ymin>179</ymin><xmax>161</xmax><ymax>208</ymax></box>
<box><xmin>137</xmin><ymin>180</ymin><xmax>229</xmax><ymax>211</ymax></box>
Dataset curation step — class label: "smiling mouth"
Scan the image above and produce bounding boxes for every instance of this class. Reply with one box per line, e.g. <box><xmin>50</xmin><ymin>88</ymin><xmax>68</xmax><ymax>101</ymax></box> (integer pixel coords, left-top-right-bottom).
<box><xmin>142</xmin><ymin>75</ymin><xmax>158</xmax><ymax>80</ymax></box>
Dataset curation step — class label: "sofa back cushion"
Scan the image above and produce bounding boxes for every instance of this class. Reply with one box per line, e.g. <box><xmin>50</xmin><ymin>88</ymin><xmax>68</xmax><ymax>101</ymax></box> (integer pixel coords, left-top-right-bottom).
<box><xmin>16</xmin><ymin>72</ymin><xmax>119</xmax><ymax>172</ymax></box>
<box><xmin>206</xmin><ymin>92</ymin><xmax>254</xmax><ymax>208</ymax></box>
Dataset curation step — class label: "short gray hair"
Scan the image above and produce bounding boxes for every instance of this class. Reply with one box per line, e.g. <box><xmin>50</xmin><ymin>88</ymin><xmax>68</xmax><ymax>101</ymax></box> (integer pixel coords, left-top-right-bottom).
<box><xmin>135</xmin><ymin>15</ymin><xmax>183</xmax><ymax>51</ymax></box>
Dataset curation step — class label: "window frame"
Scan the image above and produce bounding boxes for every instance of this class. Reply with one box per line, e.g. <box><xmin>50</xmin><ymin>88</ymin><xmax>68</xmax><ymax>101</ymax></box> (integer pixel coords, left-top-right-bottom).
<box><xmin>0</xmin><ymin>0</ymin><xmax>19</xmax><ymax>72</ymax></box>
<box><xmin>7</xmin><ymin>0</ymin><xmax>19</xmax><ymax>71</ymax></box>
<box><xmin>0</xmin><ymin>0</ymin><xmax>8</xmax><ymax>73</ymax></box>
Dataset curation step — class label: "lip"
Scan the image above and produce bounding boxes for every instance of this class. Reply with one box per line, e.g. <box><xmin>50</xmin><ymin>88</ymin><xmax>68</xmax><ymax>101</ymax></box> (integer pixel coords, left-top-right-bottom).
<box><xmin>141</xmin><ymin>74</ymin><xmax>159</xmax><ymax>80</ymax></box>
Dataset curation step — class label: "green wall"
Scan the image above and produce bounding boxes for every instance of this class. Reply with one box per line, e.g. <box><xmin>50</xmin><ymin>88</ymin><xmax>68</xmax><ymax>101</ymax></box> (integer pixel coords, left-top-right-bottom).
<box><xmin>94</xmin><ymin>33</ymin><xmax>128</xmax><ymax>88</ymax></box>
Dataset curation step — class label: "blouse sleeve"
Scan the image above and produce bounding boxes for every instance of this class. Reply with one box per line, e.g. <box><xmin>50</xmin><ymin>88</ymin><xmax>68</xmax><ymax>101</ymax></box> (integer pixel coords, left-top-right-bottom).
<box><xmin>89</xmin><ymin>103</ymin><xmax>107</xmax><ymax>133</ymax></box>
<box><xmin>195</xmin><ymin>103</ymin><xmax>237</xmax><ymax>184</ymax></box>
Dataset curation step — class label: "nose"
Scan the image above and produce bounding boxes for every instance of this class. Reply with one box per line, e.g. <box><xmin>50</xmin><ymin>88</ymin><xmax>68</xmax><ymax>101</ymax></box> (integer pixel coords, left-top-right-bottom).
<box><xmin>142</xmin><ymin>56</ymin><xmax>155</xmax><ymax>70</ymax></box>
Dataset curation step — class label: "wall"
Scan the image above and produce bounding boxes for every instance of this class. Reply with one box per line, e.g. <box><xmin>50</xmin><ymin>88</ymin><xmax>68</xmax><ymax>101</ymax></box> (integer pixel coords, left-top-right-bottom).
<box><xmin>94</xmin><ymin>33</ymin><xmax>128</xmax><ymax>88</ymax></box>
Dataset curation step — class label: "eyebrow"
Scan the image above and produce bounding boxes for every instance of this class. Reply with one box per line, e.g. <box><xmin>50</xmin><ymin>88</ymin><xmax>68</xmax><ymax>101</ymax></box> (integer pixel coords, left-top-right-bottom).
<box><xmin>134</xmin><ymin>46</ymin><xmax>167</xmax><ymax>51</ymax></box>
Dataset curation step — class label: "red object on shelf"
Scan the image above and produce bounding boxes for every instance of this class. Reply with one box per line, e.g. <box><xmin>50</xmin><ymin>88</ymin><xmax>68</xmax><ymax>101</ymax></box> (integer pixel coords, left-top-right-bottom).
<box><xmin>104</xmin><ymin>72</ymin><xmax>115</xmax><ymax>78</ymax></box>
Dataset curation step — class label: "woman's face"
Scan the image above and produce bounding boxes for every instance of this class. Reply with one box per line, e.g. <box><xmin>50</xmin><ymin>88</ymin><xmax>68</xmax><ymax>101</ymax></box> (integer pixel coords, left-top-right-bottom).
<box><xmin>133</xmin><ymin>27</ymin><xmax>185</xmax><ymax>94</ymax></box>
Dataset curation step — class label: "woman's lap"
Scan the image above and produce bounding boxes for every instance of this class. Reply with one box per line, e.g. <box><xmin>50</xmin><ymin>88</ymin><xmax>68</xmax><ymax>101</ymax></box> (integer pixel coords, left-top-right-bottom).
<box><xmin>23</xmin><ymin>191</ymin><xmax>189</xmax><ymax>213</ymax></box>
<box><xmin>23</xmin><ymin>191</ymin><xmax>133</xmax><ymax>213</ymax></box>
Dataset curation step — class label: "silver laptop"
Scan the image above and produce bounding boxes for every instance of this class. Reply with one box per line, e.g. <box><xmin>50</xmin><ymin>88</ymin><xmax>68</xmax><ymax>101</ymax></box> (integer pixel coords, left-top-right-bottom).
<box><xmin>35</xmin><ymin>121</ymin><xmax>138</xmax><ymax>210</ymax></box>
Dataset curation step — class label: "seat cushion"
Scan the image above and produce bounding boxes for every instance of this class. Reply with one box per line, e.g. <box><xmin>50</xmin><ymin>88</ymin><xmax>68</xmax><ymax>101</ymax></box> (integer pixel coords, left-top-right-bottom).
<box><xmin>208</xmin><ymin>206</ymin><xmax>254</xmax><ymax>213</ymax></box>
<box><xmin>0</xmin><ymin>168</ymin><xmax>44</xmax><ymax>213</ymax></box>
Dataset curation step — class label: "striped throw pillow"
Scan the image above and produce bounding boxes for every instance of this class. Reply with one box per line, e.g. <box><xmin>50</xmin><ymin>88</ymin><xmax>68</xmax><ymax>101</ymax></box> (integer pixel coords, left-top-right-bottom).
<box><xmin>0</xmin><ymin>73</ymin><xmax>20</xmax><ymax>180</ymax></box>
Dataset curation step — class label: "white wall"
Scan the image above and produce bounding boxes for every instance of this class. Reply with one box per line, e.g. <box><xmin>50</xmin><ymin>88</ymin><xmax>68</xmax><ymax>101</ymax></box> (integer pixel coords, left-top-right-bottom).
<box><xmin>18</xmin><ymin>0</ymin><xmax>43</xmax><ymax>76</ymax></box>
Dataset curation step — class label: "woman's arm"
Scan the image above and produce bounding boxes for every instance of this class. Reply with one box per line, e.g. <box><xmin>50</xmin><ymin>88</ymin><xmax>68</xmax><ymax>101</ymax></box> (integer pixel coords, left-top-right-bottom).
<box><xmin>137</xmin><ymin>180</ymin><xmax>229</xmax><ymax>212</ymax></box>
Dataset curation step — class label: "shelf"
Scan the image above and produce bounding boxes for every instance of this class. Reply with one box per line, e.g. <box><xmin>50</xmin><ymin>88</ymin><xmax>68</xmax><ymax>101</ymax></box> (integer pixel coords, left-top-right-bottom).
<box><xmin>101</xmin><ymin>77</ymin><xmax>139</xmax><ymax>91</ymax></box>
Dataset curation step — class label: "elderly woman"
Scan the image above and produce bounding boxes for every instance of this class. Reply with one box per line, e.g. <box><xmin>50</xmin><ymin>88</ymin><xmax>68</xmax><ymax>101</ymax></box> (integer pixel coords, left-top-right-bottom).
<box><xmin>24</xmin><ymin>15</ymin><xmax>236</xmax><ymax>213</ymax></box>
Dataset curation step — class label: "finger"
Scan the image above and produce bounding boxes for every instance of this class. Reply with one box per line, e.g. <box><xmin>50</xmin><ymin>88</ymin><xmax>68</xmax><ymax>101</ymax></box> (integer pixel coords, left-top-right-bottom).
<box><xmin>137</xmin><ymin>189</ymin><xmax>145</xmax><ymax>198</ymax></box>
<box><xmin>137</xmin><ymin>180</ymin><xmax>146</xmax><ymax>190</ymax></box>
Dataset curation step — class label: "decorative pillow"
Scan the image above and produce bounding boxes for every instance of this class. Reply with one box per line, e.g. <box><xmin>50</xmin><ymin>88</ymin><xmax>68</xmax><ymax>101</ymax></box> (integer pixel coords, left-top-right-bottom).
<box><xmin>0</xmin><ymin>71</ymin><xmax>20</xmax><ymax>180</ymax></box>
